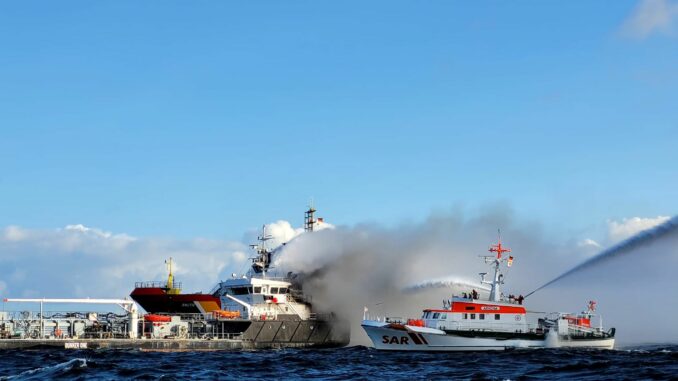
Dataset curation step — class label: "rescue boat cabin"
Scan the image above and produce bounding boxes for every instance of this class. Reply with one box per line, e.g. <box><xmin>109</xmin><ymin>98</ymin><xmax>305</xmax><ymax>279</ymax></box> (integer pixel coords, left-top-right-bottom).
<box><xmin>407</xmin><ymin>236</ymin><xmax>598</xmax><ymax>334</ymax></box>
<box><xmin>414</xmin><ymin>297</ymin><xmax>529</xmax><ymax>333</ymax></box>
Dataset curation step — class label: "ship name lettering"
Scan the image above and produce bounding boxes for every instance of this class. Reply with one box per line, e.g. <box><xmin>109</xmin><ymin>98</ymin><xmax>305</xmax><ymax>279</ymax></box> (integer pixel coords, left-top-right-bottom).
<box><xmin>382</xmin><ymin>336</ymin><xmax>409</xmax><ymax>345</ymax></box>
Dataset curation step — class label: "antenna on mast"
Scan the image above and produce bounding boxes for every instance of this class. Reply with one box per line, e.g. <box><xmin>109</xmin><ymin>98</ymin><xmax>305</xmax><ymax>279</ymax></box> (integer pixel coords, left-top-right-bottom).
<box><xmin>250</xmin><ymin>225</ymin><xmax>274</xmax><ymax>276</ymax></box>
<box><xmin>489</xmin><ymin>229</ymin><xmax>511</xmax><ymax>259</ymax></box>
<box><xmin>479</xmin><ymin>230</ymin><xmax>514</xmax><ymax>302</ymax></box>
<box><xmin>305</xmin><ymin>199</ymin><xmax>317</xmax><ymax>232</ymax></box>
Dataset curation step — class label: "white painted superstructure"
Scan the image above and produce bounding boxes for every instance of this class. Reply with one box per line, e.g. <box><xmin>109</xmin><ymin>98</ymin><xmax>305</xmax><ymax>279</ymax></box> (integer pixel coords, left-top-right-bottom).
<box><xmin>362</xmin><ymin>236</ymin><xmax>616</xmax><ymax>351</ymax></box>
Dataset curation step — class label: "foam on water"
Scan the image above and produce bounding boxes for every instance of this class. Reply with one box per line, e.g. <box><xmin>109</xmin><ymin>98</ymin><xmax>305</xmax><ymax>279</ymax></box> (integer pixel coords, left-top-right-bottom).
<box><xmin>1</xmin><ymin>358</ymin><xmax>86</xmax><ymax>380</ymax></box>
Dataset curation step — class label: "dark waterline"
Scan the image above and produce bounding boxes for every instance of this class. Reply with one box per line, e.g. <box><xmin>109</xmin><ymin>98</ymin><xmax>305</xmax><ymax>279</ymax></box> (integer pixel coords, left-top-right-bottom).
<box><xmin>0</xmin><ymin>345</ymin><xmax>675</xmax><ymax>380</ymax></box>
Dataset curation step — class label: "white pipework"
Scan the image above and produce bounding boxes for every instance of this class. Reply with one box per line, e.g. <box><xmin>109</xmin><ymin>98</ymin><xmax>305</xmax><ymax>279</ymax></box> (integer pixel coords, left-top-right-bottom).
<box><xmin>224</xmin><ymin>294</ymin><xmax>252</xmax><ymax>318</ymax></box>
<box><xmin>3</xmin><ymin>298</ymin><xmax>139</xmax><ymax>339</ymax></box>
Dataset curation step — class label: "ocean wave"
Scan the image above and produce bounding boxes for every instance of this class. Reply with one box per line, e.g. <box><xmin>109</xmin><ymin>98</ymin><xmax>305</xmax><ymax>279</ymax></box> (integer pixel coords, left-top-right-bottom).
<box><xmin>1</xmin><ymin>358</ymin><xmax>87</xmax><ymax>380</ymax></box>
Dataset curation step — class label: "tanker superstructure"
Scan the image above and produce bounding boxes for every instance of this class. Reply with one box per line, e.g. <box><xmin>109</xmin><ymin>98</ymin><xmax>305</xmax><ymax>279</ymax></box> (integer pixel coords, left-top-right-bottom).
<box><xmin>361</xmin><ymin>236</ymin><xmax>616</xmax><ymax>351</ymax></box>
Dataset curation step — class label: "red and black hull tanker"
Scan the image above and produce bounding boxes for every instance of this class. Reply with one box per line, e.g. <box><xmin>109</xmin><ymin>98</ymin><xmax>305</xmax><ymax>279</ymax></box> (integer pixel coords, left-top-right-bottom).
<box><xmin>130</xmin><ymin>281</ymin><xmax>221</xmax><ymax>314</ymax></box>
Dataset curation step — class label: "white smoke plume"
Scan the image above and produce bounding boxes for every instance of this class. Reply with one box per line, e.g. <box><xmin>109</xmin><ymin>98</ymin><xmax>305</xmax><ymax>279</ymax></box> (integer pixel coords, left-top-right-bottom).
<box><xmin>276</xmin><ymin>209</ymin><xmax>678</xmax><ymax>346</ymax></box>
<box><xmin>1</xmin><ymin>210</ymin><xmax>675</xmax><ymax>346</ymax></box>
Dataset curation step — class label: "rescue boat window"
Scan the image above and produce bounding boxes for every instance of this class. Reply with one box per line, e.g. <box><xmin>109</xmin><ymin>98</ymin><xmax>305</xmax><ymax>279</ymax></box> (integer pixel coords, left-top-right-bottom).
<box><xmin>254</xmin><ymin>287</ymin><xmax>262</xmax><ymax>294</ymax></box>
<box><xmin>271</xmin><ymin>287</ymin><xmax>279</xmax><ymax>294</ymax></box>
<box><xmin>470</xmin><ymin>313</ymin><xmax>476</xmax><ymax>320</ymax></box>
<box><xmin>494</xmin><ymin>314</ymin><xmax>500</xmax><ymax>320</ymax></box>
<box><xmin>279</xmin><ymin>288</ymin><xmax>288</xmax><ymax>294</ymax></box>
<box><xmin>433</xmin><ymin>313</ymin><xmax>440</xmax><ymax>319</ymax></box>
<box><xmin>465</xmin><ymin>306</ymin><xmax>475</xmax><ymax>311</ymax></box>
<box><xmin>479</xmin><ymin>314</ymin><xmax>485</xmax><ymax>320</ymax></box>
<box><xmin>440</xmin><ymin>313</ymin><xmax>447</xmax><ymax>320</ymax></box>
<box><xmin>463</xmin><ymin>313</ymin><xmax>468</xmax><ymax>319</ymax></box>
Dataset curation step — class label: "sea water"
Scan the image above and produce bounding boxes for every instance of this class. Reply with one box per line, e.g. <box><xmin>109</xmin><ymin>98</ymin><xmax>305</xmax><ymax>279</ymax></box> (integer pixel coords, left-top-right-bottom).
<box><xmin>0</xmin><ymin>345</ymin><xmax>675</xmax><ymax>380</ymax></box>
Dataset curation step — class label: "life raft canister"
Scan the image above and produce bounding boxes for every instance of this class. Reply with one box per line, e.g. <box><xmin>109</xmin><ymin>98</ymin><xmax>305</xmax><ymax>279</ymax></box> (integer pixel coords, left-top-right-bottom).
<box><xmin>144</xmin><ymin>314</ymin><xmax>171</xmax><ymax>323</ymax></box>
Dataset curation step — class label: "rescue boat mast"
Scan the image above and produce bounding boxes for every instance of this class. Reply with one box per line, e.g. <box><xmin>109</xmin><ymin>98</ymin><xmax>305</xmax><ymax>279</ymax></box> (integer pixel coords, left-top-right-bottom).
<box><xmin>479</xmin><ymin>232</ymin><xmax>513</xmax><ymax>302</ymax></box>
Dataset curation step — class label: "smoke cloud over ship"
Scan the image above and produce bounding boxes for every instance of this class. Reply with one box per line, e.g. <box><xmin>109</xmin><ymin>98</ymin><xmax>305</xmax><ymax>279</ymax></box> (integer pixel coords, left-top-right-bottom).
<box><xmin>0</xmin><ymin>207</ymin><xmax>675</xmax><ymax>345</ymax></box>
<box><xmin>276</xmin><ymin>209</ymin><xmax>678</xmax><ymax>345</ymax></box>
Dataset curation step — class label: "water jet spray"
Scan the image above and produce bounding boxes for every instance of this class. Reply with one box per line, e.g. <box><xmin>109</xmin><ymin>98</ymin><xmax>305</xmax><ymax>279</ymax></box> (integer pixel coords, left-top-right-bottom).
<box><xmin>525</xmin><ymin>215</ymin><xmax>678</xmax><ymax>298</ymax></box>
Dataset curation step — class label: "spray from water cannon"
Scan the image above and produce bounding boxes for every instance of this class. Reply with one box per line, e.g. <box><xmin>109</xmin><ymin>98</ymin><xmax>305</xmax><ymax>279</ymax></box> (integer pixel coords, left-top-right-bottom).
<box><xmin>524</xmin><ymin>215</ymin><xmax>678</xmax><ymax>298</ymax></box>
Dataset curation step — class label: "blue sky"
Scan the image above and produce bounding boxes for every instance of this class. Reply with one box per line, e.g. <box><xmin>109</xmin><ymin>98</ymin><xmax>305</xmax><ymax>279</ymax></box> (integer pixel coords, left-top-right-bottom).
<box><xmin>1</xmin><ymin>1</ymin><xmax>676</xmax><ymax>241</ymax></box>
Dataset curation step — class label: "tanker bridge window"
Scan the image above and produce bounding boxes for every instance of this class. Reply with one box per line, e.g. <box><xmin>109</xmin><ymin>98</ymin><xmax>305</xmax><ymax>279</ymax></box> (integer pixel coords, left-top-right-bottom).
<box><xmin>254</xmin><ymin>287</ymin><xmax>262</xmax><ymax>294</ymax></box>
<box><xmin>470</xmin><ymin>314</ymin><xmax>476</xmax><ymax>320</ymax></box>
<box><xmin>232</xmin><ymin>287</ymin><xmax>249</xmax><ymax>295</ymax></box>
<box><xmin>495</xmin><ymin>314</ymin><xmax>500</xmax><ymax>320</ymax></box>
<box><xmin>271</xmin><ymin>287</ymin><xmax>279</xmax><ymax>294</ymax></box>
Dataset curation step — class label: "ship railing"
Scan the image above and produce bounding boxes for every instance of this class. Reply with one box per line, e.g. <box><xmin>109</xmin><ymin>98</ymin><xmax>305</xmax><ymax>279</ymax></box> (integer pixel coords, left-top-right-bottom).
<box><xmin>145</xmin><ymin>312</ymin><xmax>219</xmax><ymax>322</ymax></box>
<box><xmin>134</xmin><ymin>281</ymin><xmax>183</xmax><ymax>289</ymax></box>
<box><xmin>310</xmin><ymin>312</ymin><xmax>338</xmax><ymax>321</ymax></box>
<box><xmin>148</xmin><ymin>312</ymin><xmax>253</xmax><ymax>323</ymax></box>
<box><xmin>1</xmin><ymin>310</ymin><xmax>128</xmax><ymax>321</ymax></box>
<box><xmin>250</xmin><ymin>275</ymin><xmax>292</xmax><ymax>281</ymax></box>
<box><xmin>441</xmin><ymin>321</ymin><xmax>543</xmax><ymax>333</ymax></box>
<box><xmin>209</xmin><ymin>332</ymin><xmax>244</xmax><ymax>340</ymax></box>
<box><xmin>568</xmin><ymin>324</ymin><xmax>602</xmax><ymax>335</ymax></box>
<box><xmin>288</xmin><ymin>290</ymin><xmax>311</xmax><ymax>304</ymax></box>
<box><xmin>209</xmin><ymin>284</ymin><xmax>221</xmax><ymax>295</ymax></box>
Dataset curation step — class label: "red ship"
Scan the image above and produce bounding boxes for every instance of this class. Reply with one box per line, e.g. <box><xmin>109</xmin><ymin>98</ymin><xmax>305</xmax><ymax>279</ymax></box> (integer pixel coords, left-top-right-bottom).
<box><xmin>130</xmin><ymin>258</ymin><xmax>221</xmax><ymax>314</ymax></box>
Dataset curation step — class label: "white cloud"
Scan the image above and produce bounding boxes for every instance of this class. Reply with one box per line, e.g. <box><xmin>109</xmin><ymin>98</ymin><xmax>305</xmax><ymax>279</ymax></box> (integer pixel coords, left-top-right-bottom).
<box><xmin>244</xmin><ymin>218</ymin><xmax>335</xmax><ymax>253</ymax></box>
<box><xmin>2</xmin><ymin>226</ymin><xmax>28</xmax><ymax>242</ymax></box>
<box><xmin>265</xmin><ymin>220</ymin><xmax>304</xmax><ymax>247</ymax></box>
<box><xmin>607</xmin><ymin>216</ymin><xmax>671</xmax><ymax>243</ymax></box>
<box><xmin>0</xmin><ymin>224</ymin><xmax>252</xmax><ymax>300</ymax></box>
<box><xmin>578</xmin><ymin>238</ymin><xmax>602</xmax><ymax>249</ymax></box>
<box><xmin>0</xmin><ymin>218</ymin><xmax>327</xmax><ymax>302</ymax></box>
<box><xmin>621</xmin><ymin>0</ymin><xmax>678</xmax><ymax>39</ymax></box>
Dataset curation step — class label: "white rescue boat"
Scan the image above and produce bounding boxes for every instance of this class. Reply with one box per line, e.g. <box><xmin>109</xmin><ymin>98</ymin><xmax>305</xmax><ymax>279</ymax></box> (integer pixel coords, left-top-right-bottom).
<box><xmin>361</xmin><ymin>236</ymin><xmax>615</xmax><ymax>351</ymax></box>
